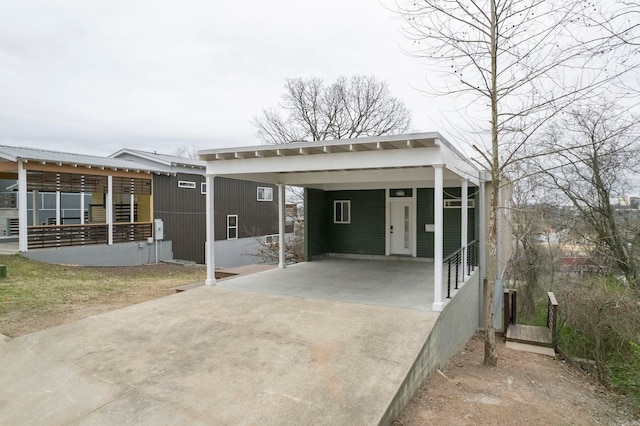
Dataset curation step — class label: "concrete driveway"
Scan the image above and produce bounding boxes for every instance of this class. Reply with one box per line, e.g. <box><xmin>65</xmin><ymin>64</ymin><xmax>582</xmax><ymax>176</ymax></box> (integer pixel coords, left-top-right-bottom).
<box><xmin>0</xmin><ymin>260</ymin><xmax>439</xmax><ymax>425</ymax></box>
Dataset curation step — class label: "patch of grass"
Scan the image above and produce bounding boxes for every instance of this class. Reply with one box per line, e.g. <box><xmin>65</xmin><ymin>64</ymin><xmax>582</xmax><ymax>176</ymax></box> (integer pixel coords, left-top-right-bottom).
<box><xmin>0</xmin><ymin>254</ymin><xmax>206</xmax><ymax>337</ymax></box>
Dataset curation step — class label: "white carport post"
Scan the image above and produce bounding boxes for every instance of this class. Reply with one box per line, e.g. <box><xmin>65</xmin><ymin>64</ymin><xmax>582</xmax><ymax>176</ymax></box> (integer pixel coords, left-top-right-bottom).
<box><xmin>277</xmin><ymin>183</ymin><xmax>286</xmax><ymax>269</ymax></box>
<box><xmin>17</xmin><ymin>159</ymin><xmax>28</xmax><ymax>252</ymax></box>
<box><xmin>107</xmin><ymin>176</ymin><xmax>113</xmax><ymax>245</ymax></box>
<box><xmin>55</xmin><ymin>191</ymin><xmax>61</xmax><ymax>225</ymax></box>
<box><xmin>432</xmin><ymin>164</ymin><xmax>444</xmax><ymax>312</ymax></box>
<box><xmin>205</xmin><ymin>175</ymin><xmax>216</xmax><ymax>285</ymax></box>
<box><xmin>461</xmin><ymin>178</ymin><xmax>468</xmax><ymax>278</ymax></box>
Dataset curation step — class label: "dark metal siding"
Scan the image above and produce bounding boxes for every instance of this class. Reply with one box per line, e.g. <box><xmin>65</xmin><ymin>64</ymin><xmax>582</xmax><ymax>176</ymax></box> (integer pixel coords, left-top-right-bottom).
<box><xmin>304</xmin><ymin>188</ymin><xmax>328</xmax><ymax>260</ymax></box>
<box><xmin>153</xmin><ymin>173</ymin><xmax>206</xmax><ymax>263</ymax></box>
<box><xmin>153</xmin><ymin>175</ymin><xmax>279</xmax><ymax>264</ymax></box>
<box><xmin>325</xmin><ymin>190</ymin><xmax>386</xmax><ymax>256</ymax></box>
<box><xmin>213</xmin><ymin>178</ymin><xmax>279</xmax><ymax>240</ymax></box>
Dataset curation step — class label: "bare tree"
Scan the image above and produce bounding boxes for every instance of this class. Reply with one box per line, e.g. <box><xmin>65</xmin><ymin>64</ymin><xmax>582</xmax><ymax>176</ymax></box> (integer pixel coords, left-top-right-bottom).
<box><xmin>172</xmin><ymin>144</ymin><xmax>200</xmax><ymax>159</ymax></box>
<box><xmin>252</xmin><ymin>75</ymin><xmax>412</xmax><ymax>144</ymax></box>
<box><xmin>534</xmin><ymin>104</ymin><xmax>640</xmax><ymax>284</ymax></box>
<box><xmin>399</xmin><ymin>0</ymin><xmax>638</xmax><ymax>366</ymax></box>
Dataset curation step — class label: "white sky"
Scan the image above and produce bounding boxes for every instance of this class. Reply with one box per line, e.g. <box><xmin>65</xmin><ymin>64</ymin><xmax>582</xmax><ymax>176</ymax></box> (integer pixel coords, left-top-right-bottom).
<box><xmin>0</xmin><ymin>0</ymin><xmax>463</xmax><ymax>157</ymax></box>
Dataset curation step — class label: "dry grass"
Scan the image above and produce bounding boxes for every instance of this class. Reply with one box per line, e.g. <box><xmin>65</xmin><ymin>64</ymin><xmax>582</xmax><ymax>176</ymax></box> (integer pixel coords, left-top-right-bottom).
<box><xmin>0</xmin><ymin>254</ymin><xmax>206</xmax><ymax>337</ymax></box>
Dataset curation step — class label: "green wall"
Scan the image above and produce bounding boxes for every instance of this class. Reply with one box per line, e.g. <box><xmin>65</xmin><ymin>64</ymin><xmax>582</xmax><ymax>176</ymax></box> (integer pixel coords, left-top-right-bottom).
<box><xmin>305</xmin><ymin>187</ymin><xmax>477</xmax><ymax>260</ymax></box>
<box><xmin>325</xmin><ymin>190</ymin><xmax>386</xmax><ymax>255</ymax></box>
<box><xmin>304</xmin><ymin>188</ymin><xmax>328</xmax><ymax>260</ymax></box>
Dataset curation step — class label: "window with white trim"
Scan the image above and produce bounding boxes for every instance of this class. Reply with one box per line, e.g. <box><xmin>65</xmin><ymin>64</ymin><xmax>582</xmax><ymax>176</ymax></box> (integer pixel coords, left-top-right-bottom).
<box><xmin>257</xmin><ymin>187</ymin><xmax>273</xmax><ymax>201</ymax></box>
<box><xmin>265</xmin><ymin>234</ymin><xmax>279</xmax><ymax>245</ymax></box>
<box><xmin>201</xmin><ymin>182</ymin><xmax>207</xmax><ymax>194</ymax></box>
<box><xmin>444</xmin><ymin>198</ymin><xmax>476</xmax><ymax>208</ymax></box>
<box><xmin>334</xmin><ymin>200</ymin><xmax>350</xmax><ymax>224</ymax></box>
<box><xmin>227</xmin><ymin>215</ymin><xmax>238</xmax><ymax>239</ymax></box>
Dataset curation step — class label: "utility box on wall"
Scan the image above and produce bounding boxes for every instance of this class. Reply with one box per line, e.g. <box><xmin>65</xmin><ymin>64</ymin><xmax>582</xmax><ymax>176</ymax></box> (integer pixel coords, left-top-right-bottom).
<box><xmin>154</xmin><ymin>219</ymin><xmax>164</xmax><ymax>240</ymax></box>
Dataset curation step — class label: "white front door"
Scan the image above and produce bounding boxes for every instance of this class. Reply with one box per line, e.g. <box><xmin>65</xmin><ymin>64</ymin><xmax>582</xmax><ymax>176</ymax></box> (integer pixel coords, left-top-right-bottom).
<box><xmin>390</xmin><ymin>201</ymin><xmax>412</xmax><ymax>255</ymax></box>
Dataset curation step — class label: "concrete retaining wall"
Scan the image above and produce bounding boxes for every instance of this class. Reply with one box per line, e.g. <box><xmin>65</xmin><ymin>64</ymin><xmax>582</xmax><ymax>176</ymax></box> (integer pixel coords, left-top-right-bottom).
<box><xmin>24</xmin><ymin>241</ymin><xmax>173</xmax><ymax>267</ymax></box>
<box><xmin>380</xmin><ymin>270</ymin><xmax>481</xmax><ymax>425</ymax></box>
<box><xmin>214</xmin><ymin>237</ymin><xmax>265</xmax><ymax>268</ymax></box>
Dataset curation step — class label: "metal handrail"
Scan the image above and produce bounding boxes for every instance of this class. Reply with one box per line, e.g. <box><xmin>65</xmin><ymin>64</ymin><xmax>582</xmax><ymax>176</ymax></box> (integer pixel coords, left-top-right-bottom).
<box><xmin>444</xmin><ymin>240</ymin><xmax>479</xmax><ymax>299</ymax></box>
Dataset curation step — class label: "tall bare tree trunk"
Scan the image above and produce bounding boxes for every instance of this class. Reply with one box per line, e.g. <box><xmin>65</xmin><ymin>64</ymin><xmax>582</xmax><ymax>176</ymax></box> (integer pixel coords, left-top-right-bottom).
<box><xmin>484</xmin><ymin>0</ymin><xmax>499</xmax><ymax>367</ymax></box>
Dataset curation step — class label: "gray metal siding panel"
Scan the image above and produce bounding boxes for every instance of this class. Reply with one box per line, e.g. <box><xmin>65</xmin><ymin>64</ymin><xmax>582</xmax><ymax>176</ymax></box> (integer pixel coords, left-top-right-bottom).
<box><xmin>154</xmin><ymin>173</ymin><xmax>206</xmax><ymax>263</ymax></box>
<box><xmin>213</xmin><ymin>178</ymin><xmax>278</xmax><ymax>241</ymax></box>
<box><xmin>326</xmin><ymin>190</ymin><xmax>385</xmax><ymax>255</ymax></box>
<box><xmin>153</xmin><ymin>175</ymin><xmax>278</xmax><ymax>264</ymax></box>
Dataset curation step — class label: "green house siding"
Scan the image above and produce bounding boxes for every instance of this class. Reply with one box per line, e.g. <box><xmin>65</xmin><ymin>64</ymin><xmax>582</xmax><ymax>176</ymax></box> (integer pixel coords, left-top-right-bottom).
<box><xmin>417</xmin><ymin>187</ymin><xmax>477</xmax><ymax>259</ymax></box>
<box><xmin>304</xmin><ymin>188</ymin><xmax>328</xmax><ymax>260</ymax></box>
<box><xmin>305</xmin><ymin>186</ymin><xmax>477</xmax><ymax>260</ymax></box>
<box><xmin>417</xmin><ymin>188</ymin><xmax>434</xmax><ymax>258</ymax></box>
<box><xmin>326</xmin><ymin>190</ymin><xmax>386</xmax><ymax>256</ymax></box>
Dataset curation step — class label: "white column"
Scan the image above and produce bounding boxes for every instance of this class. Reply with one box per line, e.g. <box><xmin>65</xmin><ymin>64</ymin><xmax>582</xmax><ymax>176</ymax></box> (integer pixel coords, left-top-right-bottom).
<box><xmin>17</xmin><ymin>160</ymin><xmax>28</xmax><ymax>252</ymax></box>
<box><xmin>277</xmin><ymin>183</ymin><xmax>286</xmax><ymax>269</ymax></box>
<box><xmin>129</xmin><ymin>193</ymin><xmax>135</xmax><ymax>222</ymax></box>
<box><xmin>433</xmin><ymin>164</ymin><xmax>444</xmax><ymax>312</ymax></box>
<box><xmin>55</xmin><ymin>191</ymin><xmax>61</xmax><ymax>225</ymax></box>
<box><xmin>107</xmin><ymin>176</ymin><xmax>113</xmax><ymax>245</ymax></box>
<box><xmin>461</xmin><ymin>178</ymin><xmax>468</xmax><ymax>278</ymax></box>
<box><xmin>80</xmin><ymin>191</ymin><xmax>85</xmax><ymax>225</ymax></box>
<box><xmin>205</xmin><ymin>175</ymin><xmax>216</xmax><ymax>285</ymax></box>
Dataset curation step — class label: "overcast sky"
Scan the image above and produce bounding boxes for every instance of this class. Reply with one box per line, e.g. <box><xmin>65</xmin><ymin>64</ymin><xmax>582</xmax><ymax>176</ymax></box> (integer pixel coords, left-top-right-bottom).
<box><xmin>0</xmin><ymin>0</ymin><xmax>461</xmax><ymax>157</ymax></box>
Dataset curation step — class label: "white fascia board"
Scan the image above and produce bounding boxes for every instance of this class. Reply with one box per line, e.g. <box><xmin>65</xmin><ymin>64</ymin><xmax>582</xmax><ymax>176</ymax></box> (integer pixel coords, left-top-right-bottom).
<box><xmin>205</xmin><ymin>146</ymin><xmax>443</xmax><ymax>176</ymax></box>
<box><xmin>318</xmin><ymin>177</ymin><xmax>476</xmax><ymax>191</ymax></box>
<box><xmin>203</xmin><ymin>171</ymin><xmax>283</xmax><ymax>185</ymax></box>
<box><xmin>440</xmin><ymin>148</ymin><xmax>482</xmax><ymax>185</ymax></box>
<box><xmin>279</xmin><ymin>168</ymin><xmax>431</xmax><ymax>186</ymax></box>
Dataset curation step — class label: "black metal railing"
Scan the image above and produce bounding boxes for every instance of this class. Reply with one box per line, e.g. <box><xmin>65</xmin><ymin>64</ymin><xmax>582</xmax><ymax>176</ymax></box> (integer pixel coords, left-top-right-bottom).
<box><xmin>444</xmin><ymin>240</ymin><xmax>479</xmax><ymax>299</ymax></box>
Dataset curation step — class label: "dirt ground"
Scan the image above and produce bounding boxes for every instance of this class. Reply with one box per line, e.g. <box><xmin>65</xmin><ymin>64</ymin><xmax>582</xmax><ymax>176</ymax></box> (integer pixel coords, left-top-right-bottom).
<box><xmin>395</xmin><ymin>334</ymin><xmax>639</xmax><ymax>425</ymax></box>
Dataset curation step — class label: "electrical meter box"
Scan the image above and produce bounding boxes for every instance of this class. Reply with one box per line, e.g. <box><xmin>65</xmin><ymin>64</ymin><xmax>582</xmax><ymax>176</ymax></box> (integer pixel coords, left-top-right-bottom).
<box><xmin>154</xmin><ymin>219</ymin><xmax>164</xmax><ymax>240</ymax></box>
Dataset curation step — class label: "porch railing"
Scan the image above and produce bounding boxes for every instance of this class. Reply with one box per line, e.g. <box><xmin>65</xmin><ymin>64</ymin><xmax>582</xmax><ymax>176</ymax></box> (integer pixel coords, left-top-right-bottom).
<box><xmin>113</xmin><ymin>222</ymin><xmax>153</xmax><ymax>243</ymax></box>
<box><xmin>445</xmin><ymin>240</ymin><xmax>479</xmax><ymax>298</ymax></box>
<box><xmin>27</xmin><ymin>222</ymin><xmax>153</xmax><ymax>249</ymax></box>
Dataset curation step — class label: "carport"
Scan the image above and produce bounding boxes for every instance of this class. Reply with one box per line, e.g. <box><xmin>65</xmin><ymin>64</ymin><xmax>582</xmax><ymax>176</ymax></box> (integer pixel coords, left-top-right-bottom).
<box><xmin>199</xmin><ymin>132</ymin><xmax>488</xmax><ymax>312</ymax></box>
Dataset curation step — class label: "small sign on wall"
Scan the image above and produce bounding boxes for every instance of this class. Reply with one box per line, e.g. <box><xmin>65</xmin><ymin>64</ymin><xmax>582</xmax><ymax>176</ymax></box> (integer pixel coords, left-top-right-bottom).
<box><xmin>178</xmin><ymin>181</ymin><xmax>196</xmax><ymax>189</ymax></box>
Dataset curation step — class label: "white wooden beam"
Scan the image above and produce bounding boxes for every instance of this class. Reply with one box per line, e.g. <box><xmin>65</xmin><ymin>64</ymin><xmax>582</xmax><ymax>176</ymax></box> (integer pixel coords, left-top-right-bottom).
<box><xmin>205</xmin><ymin>175</ymin><xmax>216</xmax><ymax>285</ymax></box>
<box><xmin>433</xmin><ymin>164</ymin><xmax>445</xmax><ymax>312</ymax></box>
<box><xmin>277</xmin><ymin>183</ymin><xmax>286</xmax><ymax>269</ymax></box>
<box><xmin>18</xmin><ymin>160</ymin><xmax>28</xmax><ymax>252</ymax></box>
<box><xmin>107</xmin><ymin>176</ymin><xmax>113</xmax><ymax>245</ymax></box>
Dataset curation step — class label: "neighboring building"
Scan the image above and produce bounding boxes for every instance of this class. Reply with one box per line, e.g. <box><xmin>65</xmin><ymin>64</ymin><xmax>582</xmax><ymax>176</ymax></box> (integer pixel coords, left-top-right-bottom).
<box><xmin>199</xmin><ymin>132</ymin><xmax>498</xmax><ymax>312</ymax></box>
<box><xmin>0</xmin><ymin>145</ymin><xmax>167</xmax><ymax>266</ymax></box>
<box><xmin>111</xmin><ymin>149</ymin><xmax>279</xmax><ymax>266</ymax></box>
